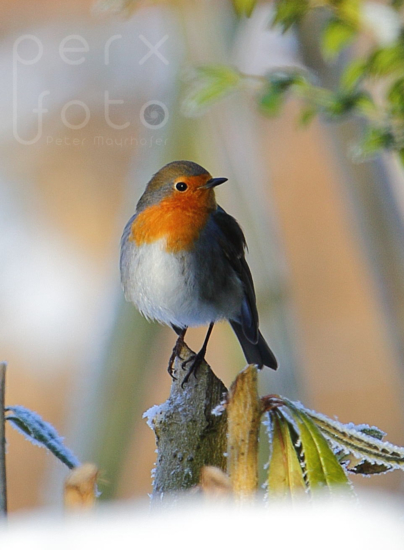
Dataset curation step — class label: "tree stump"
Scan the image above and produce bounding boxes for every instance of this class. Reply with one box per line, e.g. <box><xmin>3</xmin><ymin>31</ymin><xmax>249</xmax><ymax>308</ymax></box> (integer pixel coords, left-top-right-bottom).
<box><xmin>144</xmin><ymin>344</ymin><xmax>228</xmax><ymax>500</ymax></box>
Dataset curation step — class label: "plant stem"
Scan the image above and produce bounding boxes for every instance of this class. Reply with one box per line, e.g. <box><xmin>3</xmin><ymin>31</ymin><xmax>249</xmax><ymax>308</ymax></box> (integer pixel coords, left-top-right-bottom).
<box><xmin>226</xmin><ymin>364</ymin><xmax>263</xmax><ymax>500</ymax></box>
<box><xmin>0</xmin><ymin>363</ymin><xmax>7</xmax><ymax>518</ymax></box>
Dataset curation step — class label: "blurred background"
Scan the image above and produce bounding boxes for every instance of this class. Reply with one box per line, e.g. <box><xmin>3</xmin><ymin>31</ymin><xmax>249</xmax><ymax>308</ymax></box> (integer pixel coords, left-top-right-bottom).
<box><xmin>2</xmin><ymin>0</ymin><xmax>404</xmax><ymax>512</ymax></box>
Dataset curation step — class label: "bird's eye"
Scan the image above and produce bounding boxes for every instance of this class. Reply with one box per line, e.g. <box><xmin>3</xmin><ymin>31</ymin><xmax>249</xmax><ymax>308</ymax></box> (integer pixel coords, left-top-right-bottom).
<box><xmin>175</xmin><ymin>181</ymin><xmax>188</xmax><ymax>192</ymax></box>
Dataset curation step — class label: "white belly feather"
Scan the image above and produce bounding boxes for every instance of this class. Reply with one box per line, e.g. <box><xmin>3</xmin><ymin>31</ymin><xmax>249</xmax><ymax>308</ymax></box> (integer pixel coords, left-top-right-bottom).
<box><xmin>121</xmin><ymin>239</ymin><xmax>232</xmax><ymax>328</ymax></box>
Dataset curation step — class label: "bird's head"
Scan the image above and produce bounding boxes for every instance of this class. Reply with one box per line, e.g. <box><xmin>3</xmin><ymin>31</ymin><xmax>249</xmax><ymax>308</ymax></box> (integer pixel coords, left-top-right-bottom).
<box><xmin>137</xmin><ymin>160</ymin><xmax>227</xmax><ymax>212</ymax></box>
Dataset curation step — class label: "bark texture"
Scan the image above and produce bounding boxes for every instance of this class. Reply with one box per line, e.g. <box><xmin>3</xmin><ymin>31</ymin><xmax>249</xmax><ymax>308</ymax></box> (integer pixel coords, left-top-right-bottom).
<box><xmin>146</xmin><ymin>344</ymin><xmax>228</xmax><ymax>499</ymax></box>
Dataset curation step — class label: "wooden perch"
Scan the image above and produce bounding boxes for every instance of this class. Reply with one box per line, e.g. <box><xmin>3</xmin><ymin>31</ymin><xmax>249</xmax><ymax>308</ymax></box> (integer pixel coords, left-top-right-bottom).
<box><xmin>145</xmin><ymin>344</ymin><xmax>228</xmax><ymax>499</ymax></box>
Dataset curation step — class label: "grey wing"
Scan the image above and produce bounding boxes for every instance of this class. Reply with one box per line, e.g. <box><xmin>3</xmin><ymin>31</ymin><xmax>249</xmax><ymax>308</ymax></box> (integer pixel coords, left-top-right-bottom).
<box><xmin>120</xmin><ymin>213</ymin><xmax>137</xmax><ymax>276</ymax></box>
<box><xmin>212</xmin><ymin>206</ymin><xmax>259</xmax><ymax>344</ymax></box>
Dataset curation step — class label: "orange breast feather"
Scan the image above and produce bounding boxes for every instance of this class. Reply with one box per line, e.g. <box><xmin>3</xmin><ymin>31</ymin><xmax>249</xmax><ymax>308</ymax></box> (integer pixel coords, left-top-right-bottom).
<box><xmin>130</xmin><ymin>193</ymin><xmax>213</xmax><ymax>253</ymax></box>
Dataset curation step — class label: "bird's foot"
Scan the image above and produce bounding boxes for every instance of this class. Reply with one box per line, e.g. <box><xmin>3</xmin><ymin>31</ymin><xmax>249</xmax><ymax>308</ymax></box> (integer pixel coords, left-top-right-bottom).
<box><xmin>167</xmin><ymin>336</ymin><xmax>186</xmax><ymax>379</ymax></box>
<box><xmin>167</xmin><ymin>354</ymin><xmax>178</xmax><ymax>380</ymax></box>
<box><xmin>167</xmin><ymin>356</ymin><xmax>177</xmax><ymax>380</ymax></box>
<box><xmin>181</xmin><ymin>349</ymin><xmax>205</xmax><ymax>387</ymax></box>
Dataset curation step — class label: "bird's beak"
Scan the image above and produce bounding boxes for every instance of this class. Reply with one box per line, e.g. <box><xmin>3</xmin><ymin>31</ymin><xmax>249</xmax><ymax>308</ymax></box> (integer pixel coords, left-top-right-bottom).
<box><xmin>203</xmin><ymin>177</ymin><xmax>228</xmax><ymax>189</ymax></box>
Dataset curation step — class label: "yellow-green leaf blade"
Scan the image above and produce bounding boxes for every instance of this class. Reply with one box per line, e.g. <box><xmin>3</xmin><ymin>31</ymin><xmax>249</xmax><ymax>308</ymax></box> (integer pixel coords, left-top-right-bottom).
<box><xmin>284</xmin><ymin>400</ymin><xmax>353</xmax><ymax>496</ymax></box>
<box><xmin>321</xmin><ymin>18</ymin><xmax>356</xmax><ymax>61</ymax></box>
<box><xmin>267</xmin><ymin>411</ymin><xmax>306</xmax><ymax>499</ymax></box>
<box><xmin>182</xmin><ymin>65</ymin><xmax>241</xmax><ymax>117</ymax></box>
<box><xmin>232</xmin><ymin>0</ymin><xmax>256</xmax><ymax>17</ymax></box>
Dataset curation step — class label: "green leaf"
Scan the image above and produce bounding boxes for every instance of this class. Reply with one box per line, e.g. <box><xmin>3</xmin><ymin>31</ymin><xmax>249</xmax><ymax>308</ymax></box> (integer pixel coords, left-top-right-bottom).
<box><xmin>354</xmin><ymin>93</ymin><xmax>377</xmax><ymax>117</ymax></box>
<box><xmin>259</xmin><ymin>87</ymin><xmax>286</xmax><ymax>117</ymax></box>
<box><xmin>388</xmin><ymin>78</ymin><xmax>404</xmax><ymax>115</ymax></box>
<box><xmin>298</xmin><ymin>105</ymin><xmax>317</xmax><ymax>127</ymax></box>
<box><xmin>335</xmin><ymin>0</ymin><xmax>361</xmax><ymax>26</ymax></box>
<box><xmin>272</xmin><ymin>0</ymin><xmax>309</xmax><ymax>32</ymax></box>
<box><xmin>367</xmin><ymin>45</ymin><xmax>404</xmax><ymax>77</ymax></box>
<box><xmin>357</xmin><ymin>425</ymin><xmax>386</xmax><ymax>440</ymax></box>
<box><xmin>321</xmin><ymin>18</ymin><xmax>356</xmax><ymax>60</ymax></box>
<box><xmin>320</xmin><ymin>91</ymin><xmax>373</xmax><ymax>119</ymax></box>
<box><xmin>267</xmin><ymin>412</ymin><xmax>306</xmax><ymax>499</ymax></box>
<box><xmin>267</xmin><ymin>71</ymin><xmax>306</xmax><ymax>90</ymax></box>
<box><xmin>391</xmin><ymin>0</ymin><xmax>404</xmax><ymax>10</ymax></box>
<box><xmin>182</xmin><ymin>65</ymin><xmax>241</xmax><ymax>116</ymax></box>
<box><xmin>6</xmin><ymin>406</ymin><xmax>80</xmax><ymax>469</ymax></box>
<box><xmin>398</xmin><ymin>148</ymin><xmax>404</xmax><ymax>167</ymax></box>
<box><xmin>259</xmin><ymin>71</ymin><xmax>306</xmax><ymax>117</ymax></box>
<box><xmin>340</xmin><ymin>58</ymin><xmax>368</xmax><ymax>90</ymax></box>
<box><xmin>232</xmin><ymin>0</ymin><xmax>256</xmax><ymax>17</ymax></box>
<box><xmin>283</xmin><ymin>401</ymin><xmax>353</xmax><ymax>496</ymax></box>
<box><xmin>354</xmin><ymin>126</ymin><xmax>395</xmax><ymax>159</ymax></box>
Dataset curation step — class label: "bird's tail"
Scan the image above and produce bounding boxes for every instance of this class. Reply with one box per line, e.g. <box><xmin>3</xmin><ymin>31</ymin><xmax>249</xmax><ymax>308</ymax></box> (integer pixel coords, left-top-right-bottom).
<box><xmin>230</xmin><ymin>321</ymin><xmax>278</xmax><ymax>370</ymax></box>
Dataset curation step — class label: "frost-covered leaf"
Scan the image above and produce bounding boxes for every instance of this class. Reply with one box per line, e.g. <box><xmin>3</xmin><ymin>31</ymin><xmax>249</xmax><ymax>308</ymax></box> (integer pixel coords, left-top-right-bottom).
<box><xmin>232</xmin><ymin>0</ymin><xmax>256</xmax><ymax>17</ymax></box>
<box><xmin>321</xmin><ymin>18</ymin><xmax>356</xmax><ymax>60</ymax></box>
<box><xmin>341</xmin><ymin>454</ymin><xmax>391</xmax><ymax>475</ymax></box>
<box><xmin>284</xmin><ymin>400</ymin><xmax>352</xmax><ymax>496</ymax></box>
<box><xmin>7</xmin><ymin>406</ymin><xmax>80</xmax><ymax>469</ymax></box>
<box><xmin>356</xmin><ymin>425</ymin><xmax>386</xmax><ymax>440</ymax></box>
<box><xmin>267</xmin><ymin>411</ymin><xmax>306</xmax><ymax>499</ymax></box>
<box><xmin>298</xmin><ymin>405</ymin><xmax>404</xmax><ymax>474</ymax></box>
<box><xmin>182</xmin><ymin>65</ymin><xmax>241</xmax><ymax>116</ymax></box>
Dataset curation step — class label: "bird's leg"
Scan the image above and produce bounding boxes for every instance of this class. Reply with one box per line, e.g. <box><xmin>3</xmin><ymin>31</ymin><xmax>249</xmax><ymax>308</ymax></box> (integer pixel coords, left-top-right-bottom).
<box><xmin>182</xmin><ymin>322</ymin><xmax>214</xmax><ymax>387</ymax></box>
<box><xmin>167</xmin><ymin>327</ymin><xmax>187</xmax><ymax>379</ymax></box>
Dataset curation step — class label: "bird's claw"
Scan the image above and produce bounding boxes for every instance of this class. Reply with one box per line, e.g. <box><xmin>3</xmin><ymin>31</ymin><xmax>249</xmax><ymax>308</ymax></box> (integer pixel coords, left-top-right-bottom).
<box><xmin>181</xmin><ymin>352</ymin><xmax>204</xmax><ymax>388</ymax></box>
<box><xmin>167</xmin><ymin>352</ymin><xmax>178</xmax><ymax>380</ymax></box>
<box><xmin>181</xmin><ymin>354</ymin><xmax>195</xmax><ymax>370</ymax></box>
<box><xmin>167</xmin><ymin>337</ymin><xmax>187</xmax><ymax>379</ymax></box>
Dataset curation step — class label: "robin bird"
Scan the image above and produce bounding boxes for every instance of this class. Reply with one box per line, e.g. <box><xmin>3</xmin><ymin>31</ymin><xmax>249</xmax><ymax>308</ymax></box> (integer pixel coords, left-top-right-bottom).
<box><xmin>120</xmin><ymin>160</ymin><xmax>278</xmax><ymax>384</ymax></box>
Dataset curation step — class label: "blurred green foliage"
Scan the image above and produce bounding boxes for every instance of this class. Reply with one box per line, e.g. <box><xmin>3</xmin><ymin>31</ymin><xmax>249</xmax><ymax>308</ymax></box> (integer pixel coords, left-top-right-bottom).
<box><xmin>232</xmin><ymin>0</ymin><xmax>257</xmax><ymax>17</ymax></box>
<box><xmin>184</xmin><ymin>0</ymin><xmax>404</xmax><ymax>165</ymax></box>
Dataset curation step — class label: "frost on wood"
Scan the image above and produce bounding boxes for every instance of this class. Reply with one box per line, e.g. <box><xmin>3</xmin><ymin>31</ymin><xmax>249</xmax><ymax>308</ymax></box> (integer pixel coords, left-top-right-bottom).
<box><xmin>6</xmin><ymin>405</ymin><xmax>80</xmax><ymax>469</ymax></box>
<box><xmin>144</xmin><ymin>344</ymin><xmax>227</xmax><ymax>499</ymax></box>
